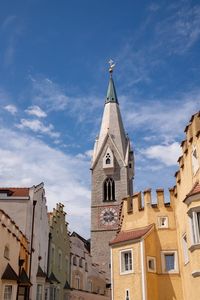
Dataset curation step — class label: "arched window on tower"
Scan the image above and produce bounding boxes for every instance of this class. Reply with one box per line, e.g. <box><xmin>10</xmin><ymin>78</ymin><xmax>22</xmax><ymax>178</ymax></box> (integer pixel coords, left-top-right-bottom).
<box><xmin>104</xmin><ymin>178</ymin><xmax>115</xmax><ymax>201</ymax></box>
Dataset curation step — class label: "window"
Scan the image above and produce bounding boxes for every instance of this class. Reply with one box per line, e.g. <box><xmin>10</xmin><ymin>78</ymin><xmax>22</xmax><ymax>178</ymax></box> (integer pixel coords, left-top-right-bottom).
<box><xmin>4</xmin><ymin>285</ymin><xmax>12</xmax><ymax>300</ymax></box>
<box><xmin>36</xmin><ymin>284</ymin><xmax>43</xmax><ymax>300</ymax></box>
<box><xmin>88</xmin><ymin>280</ymin><xmax>92</xmax><ymax>292</ymax></box>
<box><xmin>125</xmin><ymin>289</ymin><xmax>130</xmax><ymax>300</ymax></box>
<box><xmin>75</xmin><ymin>276</ymin><xmax>80</xmax><ymax>289</ymax></box>
<box><xmin>58</xmin><ymin>251</ymin><xmax>62</xmax><ymax>271</ymax></box>
<box><xmin>120</xmin><ymin>249</ymin><xmax>133</xmax><ymax>274</ymax></box>
<box><xmin>147</xmin><ymin>256</ymin><xmax>156</xmax><ymax>272</ymax></box>
<box><xmin>73</xmin><ymin>256</ymin><xmax>77</xmax><ymax>266</ymax></box>
<box><xmin>103</xmin><ymin>147</ymin><xmax>114</xmax><ymax>169</ymax></box>
<box><xmin>85</xmin><ymin>262</ymin><xmax>88</xmax><ymax>272</ymax></box>
<box><xmin>158</xmin><ymin>216</ymin><xmax>168</xmax><ymax>229</ymax></box>
<box><xmin>4</xmin><ymin>245</ymin><xmax>10</xmax><ymax>260</ymax></box>
<box><xmin>192</xmin><ymin>146</ymin><xmax>199</xmax><ymax>175</ymax></box>
<box><xmin>79</xmin><ymin>258</ymin><xmax>83</xmax><ymax>267</ymax></box>
<box><xmin>182</xmin><ymin>233</ymin><xmax>189</xmax><ymax>264</ymax></box>
<box><xmin>104</xmin><ymin>177</ymin><xmax>115</xmax><ymax>201</ymax></box>
<box><xmin>189</xmin><ymin>210</ymin><xmax>200</xmax><ymax>244</ymax></box>
<box><xmin>161</xmin><ymin>251</ymin><xmax>178</xmax><ymax>273</ymax></box>
<box><xmin>50</xmin><ymin>287</ymin><xmax>56</xmax><ymax>300</ymax></box>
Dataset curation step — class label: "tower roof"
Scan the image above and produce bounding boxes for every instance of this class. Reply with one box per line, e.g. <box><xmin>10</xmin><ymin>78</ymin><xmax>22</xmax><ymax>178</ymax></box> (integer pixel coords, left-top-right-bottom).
<box><xmin>105</xmin><ymin>76</ymin><xmax>118</xmax><ymax>104</ymax></box>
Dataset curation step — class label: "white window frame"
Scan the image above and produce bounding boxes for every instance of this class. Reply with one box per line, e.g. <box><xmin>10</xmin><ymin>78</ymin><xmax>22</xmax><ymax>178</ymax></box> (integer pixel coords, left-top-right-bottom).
<box><xmin>189</xmin><ymin>209</ymin><xmax>200</xmax><ymax>245</ymax></box>
<box><xmin>192</xmin><ymin>145</ymin><xmax>199</xmax><ymax>175</ymax></box>
<box><xmin>157</xmin><ymin>216</ymin><xmax>168</xmax><ymax>229</ymax></box>
<box><xmin>125</xmin><ymin>288</ymin><xmax>130</xmax><ymax>300</ymax></box>
<box><xmin>3</xmin><ymin>285</ymin><xmax>13</xmax><ymax>300</ymax></box>
<box><xmin>36</xmin><ymin>284</ymin><xmax>43</xmax><ymax>300</ymax></box>
<box><xmin>161</xmin><ymin>250</ymin><xmax>179</xmax><ymax>274</ymax></box>
<box><xmin>147</xmin><ymin>256</ymin><xmax>156</xmax><ymax>273</ymax></box>
<box><xmin>182</xmin><ymin>233</ymin><xmax>189</xmax><ymax>264</ymax></box>
<box><xmin>120</xmin><ymin>249</ymin><xmax>133</xmax><ymax>275</ymax></box>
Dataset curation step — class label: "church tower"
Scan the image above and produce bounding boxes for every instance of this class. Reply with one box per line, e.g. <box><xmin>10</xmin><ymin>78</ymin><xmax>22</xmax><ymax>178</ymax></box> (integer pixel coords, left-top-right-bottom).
<box><xmin>90</xmin><ymin>63</ymin><xmax>134</xmax><ymax>280</ymax></box>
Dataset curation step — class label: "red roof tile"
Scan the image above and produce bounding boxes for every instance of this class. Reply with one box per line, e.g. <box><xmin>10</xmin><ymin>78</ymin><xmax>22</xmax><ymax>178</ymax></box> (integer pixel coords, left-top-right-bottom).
<box><xmin>110</xmin><ymin>224</ymin><xmax>154</xmax><ymax>246</ymax></box>
<box><xmin>0</xmin><ymin>188</ymin><xmax>29</xmax><ymax>197</ymax></box>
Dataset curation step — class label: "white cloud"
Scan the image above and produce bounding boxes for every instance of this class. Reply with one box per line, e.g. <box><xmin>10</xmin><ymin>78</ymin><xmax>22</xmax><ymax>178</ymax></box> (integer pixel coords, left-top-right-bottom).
<box><xmin>16</xmin><ymin>119</ymin><xmax>60</xmax><ymax>138</ymax></box>
<box><xmin>0</xmin><ymin>127</ymin><xmax>91</xmax><ymax>237</ymax></box>
<box><xmin>141</xmin><ymin>142</ymin><xmax>181</xmax><ymax>166</ymax></box>
<box><xmin>25</xmin><ymin>105</ymin><xmax>47</xmax><ymax>118</ymax></box>
<box><xmin>4</xmin><ymin>104</ymin><xmax>17</xmax><ymax>115</ymax></box>
<box><xmin>120</xmin><ymin>91</ymin><xmax>200</xmax><ymax>142</ymax></box>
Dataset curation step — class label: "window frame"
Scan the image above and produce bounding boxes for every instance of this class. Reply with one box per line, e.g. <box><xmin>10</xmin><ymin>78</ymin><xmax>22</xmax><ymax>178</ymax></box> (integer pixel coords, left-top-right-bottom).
<box><xmin>157</xmin><ymin>216</ymin><xmax>169</xmax><ymax>229</ymax></box>
<box><xmin>120</xmin><ymin>249</ymin><xmax>133</xmax><ymax>275</ymax></box>
<box><xmin>3</xmin><ymin>285</ymin><xmax>12</xmax><ymax>300</ymax></box>
<box><xmin>182</xmin><ymin>233</ymin><xmax>189</xmax><ymax>265</ymax></box>
<box><xmin>161</xmin><ymin>250</ymin><xmax>179</xmax><ymax>274</ymax></box>
<box><xmin>147</xmin><ymin>256</ymin><xmax>156</xmax><ymax>273</ymax></box>
<box><xmin>103</xmin><ymin>177</ymin><xmax>115</xmax><ymax>202</ymax></box>
<box><xmin>125</xmin><ymin>288</ymin><xmax>130</xmax><ymax>300</ymax></box>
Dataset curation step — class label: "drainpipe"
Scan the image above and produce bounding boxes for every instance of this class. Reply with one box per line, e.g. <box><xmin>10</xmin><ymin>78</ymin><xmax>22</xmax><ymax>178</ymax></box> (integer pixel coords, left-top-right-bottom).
<box><xmin>29</xmin><ymin>200</ymin><xmax>37</xmax><ymax>280</ymax></box>
<box><xmin>140</xmin><ymin>239</ymin><xmax>147</xmax><ymax>300</ymax></box>
<box><xmin>47</xmin><ymin>232</ymin><xmax>52</xmax><ymax>277</ymax></box>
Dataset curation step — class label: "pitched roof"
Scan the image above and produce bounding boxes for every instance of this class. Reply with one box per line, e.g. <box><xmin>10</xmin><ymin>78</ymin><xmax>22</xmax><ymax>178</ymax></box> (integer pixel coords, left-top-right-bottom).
<box><xmin>0</xmin><ymin>188</ymin><xmax>29</xmax><ymax>197</ymax></box>
<box><xmin>48</xmin><ymin>272</ymin><xmax>60</xmax><ymax>283</ymax></box>
<box><xmin>36</xmin><ymin>265</ymin><xmax>46</xmax><ymax>278</ymax></box>
<box><xmin>1</xmin><ymin>263</ymin><xmax>18</xmax><ymax>281</ymax></box>
<box><xmin>105</xmin><ymin>76</ymin><xmax>118</xmax><ymax>104</ymax></box>
<box><xmin>184</xmin><ymin>182</ymin><xmax>200</xmax><ymax>201</ymax></box>
<box><xmin>63</xmin><ymin>280</ymin><xmax>71</xmax><ymax>290</ymax></box>
<box><xmin>110</xmin><ymin>224</ymin><xmax>154</xmax><ymax>246</ymax></box>
<box><xmin>18</xmin><ymin>268</ymin><xmax>32</xmax><ymax>286</ymax></box>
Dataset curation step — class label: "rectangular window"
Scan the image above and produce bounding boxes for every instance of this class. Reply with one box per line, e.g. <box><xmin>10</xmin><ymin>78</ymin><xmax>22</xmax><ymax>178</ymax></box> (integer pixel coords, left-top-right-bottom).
<box><xmin>36</xmin><ymin>284</ymin><xmax>42</xmax><ymax>300</ymax></box>
<box><xmin>161</xmin><ymin>251</ymin><xmax>178</xmax><ymax>273</ymax></box>
<box><xmin>147</xmin><ymin>256</ymin><xmax>156</xmax><ymax>272</ymax></box>
<box><xmin>75</xmin><ymin>276</ymin><xmax>80</xmax><ymax>289</ymax></box>
<box><xmin>120</xmin><ymin>249</ymin><xmax>133</xmax><ymax>274</ymax></box>
<box><xmin>4</xmin><ymin>285</ymin><xmax>12</xmax><ymax>300</ymax></box>
<box><xmin>190</xmin><ymin>210</ymin><xmax>200</xmax><ymax>244</ymax></box>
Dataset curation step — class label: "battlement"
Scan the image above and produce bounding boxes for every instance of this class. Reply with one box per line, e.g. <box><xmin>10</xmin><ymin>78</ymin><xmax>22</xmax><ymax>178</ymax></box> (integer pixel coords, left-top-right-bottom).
<box><xmin>123</xmin><ymin>188</ymin><xmax>174</xmax><ymax>215</ymax></box>
<box><xmin>175</xmin><ymin>111</ymin><xmax>200</xmax><ymax>185</ymax></box>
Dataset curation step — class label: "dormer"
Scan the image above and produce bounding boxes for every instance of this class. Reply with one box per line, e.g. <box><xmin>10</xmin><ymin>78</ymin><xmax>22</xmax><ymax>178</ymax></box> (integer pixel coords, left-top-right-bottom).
<box><xmin>103</xmin><ymin>147</ymin><xmax>114</xmax><ymax>171</ymax></box>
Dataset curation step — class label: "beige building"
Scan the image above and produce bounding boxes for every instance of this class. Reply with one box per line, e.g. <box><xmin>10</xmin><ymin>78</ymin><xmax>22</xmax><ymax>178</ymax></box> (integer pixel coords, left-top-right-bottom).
<box><xmin>69</xmin><ymin>231</ymin><xmax>110</xmax><ymax>300</ymax></box>
<box><xmin>173</xmin><ymin>111</ymin><xmax>200</xmax><ymax>300</ymax></box>
<box><xmin>48</xmin><ymin>203</ymin><xmax>71</xmax><ymax>300</ymax></box>
<box><xmin>110</xmin><ymin>111</ymin><xmax>200</xmax><ymax>300</ymax></box>
<box><xmin>0</xmin><ymin>209</ymin><xmax>30</xmax><ymax>300</ymax></box>
<box><xmin>0</xmin><ymin>183</ymin><xmax>49</xmax><ymax>300</ymax></box>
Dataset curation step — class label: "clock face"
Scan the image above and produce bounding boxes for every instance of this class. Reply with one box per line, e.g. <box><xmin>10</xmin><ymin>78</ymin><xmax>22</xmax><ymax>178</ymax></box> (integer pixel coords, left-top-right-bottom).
<box><xmin>100</xmin><ymin>207</ymin><xmax>118</xmax><ymax>226</ymax></box>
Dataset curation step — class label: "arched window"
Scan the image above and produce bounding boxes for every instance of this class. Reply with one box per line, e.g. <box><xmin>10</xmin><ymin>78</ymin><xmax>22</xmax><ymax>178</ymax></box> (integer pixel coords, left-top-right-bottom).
<box><xmin>105</xmin><ymin>153</ymin><xmax>111</xmax><ymax>164</ymax></box>
<box><xmin>4</xmin><ymin>245</ymin><xmax>9</xmax><ymax>260</ymax></box>
<box><xmin>104</xmin><ymin>178</ymin><xmax>115</xmax><ymax>201</ymax></box>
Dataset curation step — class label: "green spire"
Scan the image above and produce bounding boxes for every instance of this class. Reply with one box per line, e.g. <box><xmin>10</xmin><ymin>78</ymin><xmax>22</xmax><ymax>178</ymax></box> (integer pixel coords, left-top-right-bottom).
<box><xmin>105</xmin><ymin>74</ymin><xmax>119</xmax><ymax>104</ymax></box>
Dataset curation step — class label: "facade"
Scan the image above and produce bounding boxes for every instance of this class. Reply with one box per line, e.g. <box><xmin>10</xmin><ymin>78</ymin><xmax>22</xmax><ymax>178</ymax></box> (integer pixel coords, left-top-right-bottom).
<box><xmin>110</xmin><ymin>191</ymin><xmax>183</xmax><ymax>300</ymax></box>
<box><xmin>173</xmin><ymin>111</ymin><xmax>200</xmax><ymax>300</ymax></box>
<box><xmin>110</xmin><ymin>111</ymin><xmax>200</xmax><ymax>300</ymax></box>
<box><xmin>0</xmin><ymin>209</ymin><xmax>30</xmax><ymax>300</ymax></box>
<box><xmin>69</xmin><ymin>231</ymin><xmax>110</xmax><ymax>300</ymax></box>
<box><xmin>0</xmin><ymin>183</ymin><xmax>49</xmax><ymax>300</ymax></box>
<box><xmin>91</xmin><ymin>68</ymin><xmax>134</xmax><ymax>280</ymax></box>
<box><xmin>48</xmin><ymin>203</ymin><xmax>71</xmax><ymax>300</ymax></box>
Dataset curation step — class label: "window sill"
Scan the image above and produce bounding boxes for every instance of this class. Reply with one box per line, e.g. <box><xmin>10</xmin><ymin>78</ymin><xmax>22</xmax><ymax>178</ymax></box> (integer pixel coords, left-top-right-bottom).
<box><xmin>189</xmin><ymin>243</ymin><xmax>200</xmax><ymax>252</ymax></box>
<box><xmin>120</xmin><ymin>270</ymin><xmax>134</xmax><ymax>275</ymax></box>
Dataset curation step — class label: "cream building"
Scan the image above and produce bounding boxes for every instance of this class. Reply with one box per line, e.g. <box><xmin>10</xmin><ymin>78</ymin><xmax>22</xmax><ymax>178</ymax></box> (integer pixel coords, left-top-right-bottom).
<box><xmin>69</xmin><ymin>231</ymin><xmax>110</xmax><ymax>300</ymax></box>
<box><xmin>0</xmin><ymin>183</ymin><xmax>49</xmax><ymax>300</ymax></box>
<box><xmin>0</xmin><ymin>209</ymin><xmax>30</xmax><ymax>300</ymax></box>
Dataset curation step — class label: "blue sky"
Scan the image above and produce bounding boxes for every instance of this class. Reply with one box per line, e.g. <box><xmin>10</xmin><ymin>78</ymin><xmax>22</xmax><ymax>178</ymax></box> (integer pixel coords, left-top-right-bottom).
<box><xmin>0</xmin><ymin>0</ymin><xmax>200</xmax><ymax>237</ymax></box>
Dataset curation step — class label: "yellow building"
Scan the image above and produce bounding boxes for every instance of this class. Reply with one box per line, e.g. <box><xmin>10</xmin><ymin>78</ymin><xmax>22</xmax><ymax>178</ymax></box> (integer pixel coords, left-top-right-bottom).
<box><xmin>110</xmin><ymin>111</ymin><xmax>200</xmax><ymax>300</ymax></box>
<box><xmin>173</xmin><ymin>111</ymin><xmax>200</xmax><ymax>300</ymax></box>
